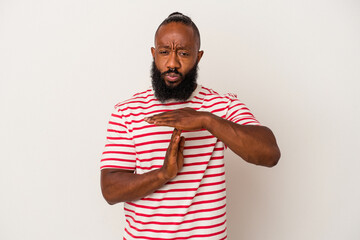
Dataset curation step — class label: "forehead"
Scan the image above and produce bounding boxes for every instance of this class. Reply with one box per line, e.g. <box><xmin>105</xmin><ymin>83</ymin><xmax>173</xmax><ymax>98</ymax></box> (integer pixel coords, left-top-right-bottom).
<box><xmin>155</xmin><ymin>22</ymin><xmax>197</xmax><ymax>49</ymax></box>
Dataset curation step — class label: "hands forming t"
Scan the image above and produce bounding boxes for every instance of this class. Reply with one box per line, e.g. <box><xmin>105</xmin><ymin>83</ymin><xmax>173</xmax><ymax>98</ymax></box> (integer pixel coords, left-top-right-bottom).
<box><xmin>145</xmin><ymin>108</ymin><xmax>211</xmax><ymax>179</ymax></box>
<box><xmin>144</xmin><ymin>107</ymin><xmax>209</xmax><ymax>131</ymax></box>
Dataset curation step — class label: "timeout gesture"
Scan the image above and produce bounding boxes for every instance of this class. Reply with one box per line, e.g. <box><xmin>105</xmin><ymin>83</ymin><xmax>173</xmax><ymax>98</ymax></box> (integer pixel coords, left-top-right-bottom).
<box><xmin>144</xmin><ymin>107</ymin><xmax>209</xmax><ymax>131</ymax></box>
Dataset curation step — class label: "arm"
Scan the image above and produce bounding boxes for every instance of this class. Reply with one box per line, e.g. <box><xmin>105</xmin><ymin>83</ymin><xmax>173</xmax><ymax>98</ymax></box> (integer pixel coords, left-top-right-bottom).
<box><xmin>145</xmin><ymin>108</ymin><xmax>280</xmax><ymax>167</ymax></box>
<box><xmin>101</xmin><ymin>129</ymin><xmax>185</xmax><ymax>204</ymax></box>
<box><xmin>204</xmin><ymin>113</ymin><xmax>280</xmax><ymax>167</ymax></box>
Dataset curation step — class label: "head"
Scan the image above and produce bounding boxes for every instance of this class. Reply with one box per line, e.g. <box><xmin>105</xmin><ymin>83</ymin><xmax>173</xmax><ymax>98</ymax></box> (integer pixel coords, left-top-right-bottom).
<box><xmin>151</xmin><ymin>12</ymin><xmax>204</xmax><ymax>102</ymax></box>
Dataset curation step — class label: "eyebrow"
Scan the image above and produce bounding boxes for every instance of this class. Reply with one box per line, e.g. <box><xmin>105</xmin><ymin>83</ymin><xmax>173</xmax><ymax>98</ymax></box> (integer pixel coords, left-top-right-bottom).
<box><xmin>157</xmin><ymin>45</ymin><xmax>191</xmax><ymax>50</ymax></box>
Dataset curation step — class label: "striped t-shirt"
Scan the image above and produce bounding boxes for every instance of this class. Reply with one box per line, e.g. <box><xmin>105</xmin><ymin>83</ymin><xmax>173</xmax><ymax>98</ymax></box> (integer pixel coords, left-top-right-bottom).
<box><xmin>101</xmin><ymin>85</ymin><xmax>259</xmax><ymax>239</ymax></box>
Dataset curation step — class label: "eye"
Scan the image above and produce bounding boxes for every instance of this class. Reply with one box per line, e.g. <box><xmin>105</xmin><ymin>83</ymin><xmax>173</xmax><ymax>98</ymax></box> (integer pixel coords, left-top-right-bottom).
<box><xmin>159</xmin><ymin>50</ymin><xmax>169</xmax><ymax>55</ymax></box>
<box><xmin>179</xmin><ymin>51</ymin><xmax>190</xmax><ymax>56</ymax></box>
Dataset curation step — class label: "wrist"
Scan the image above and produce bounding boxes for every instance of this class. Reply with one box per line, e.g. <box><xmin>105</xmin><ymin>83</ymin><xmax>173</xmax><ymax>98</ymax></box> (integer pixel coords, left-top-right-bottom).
<box><xmin>157</xmin><ymin>167</ymin><xmax>173</xmax><ymax>182</ymax></box>
<box><xmin>201</xmin><ymin>111</ymin><xmax>214</xmax><ymax>130</ymax></box>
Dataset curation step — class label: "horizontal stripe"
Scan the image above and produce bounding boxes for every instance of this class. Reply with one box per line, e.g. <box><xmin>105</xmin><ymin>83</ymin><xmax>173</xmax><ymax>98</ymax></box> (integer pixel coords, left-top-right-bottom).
<box><xmin>200</xmin><ymin>101</ymin><xmax>228</xmax><ymax>109</ymax></box>
<box><xmin>126</xmin><ymin>219</ymin><xmax>226</xmax><ymax>234</ymax></box>
<box><xmin>105</xmin><ymin>143</ymin><xmax>135</xmax><ymax>148</ymax></box>
<box><xmin>127</xmin><ymin>196</ymin><xmax>226</xmax><ymax>210</ymax></box>
<box><xmin>107</xmin><ymin>129</ymin><xmax>127</xmax><ymax>134</ymax></box>
<box><xmin>141</xmin><ymin>188</ymin><xmax>226</xmax><ymax>202</ymax></box>
<box><xmin>136</xmin><ymin>148</ymin><xmax>167</xmax><ymax>155</ymax></box>
<box><xmin>101</xmin><ymin>158</ymin><xmax>135</xmax><ymax>162</ymax></box>
<box><xmin>133</xmin><ymin>131</ymin><xmax>173</xmax><ymax>139</ymax></box>
<box><xmin>125</xmin><ymin>212</ymin><xmax>226</xmax><ymax>226</ymax></box>
<box><xmin>135</xmin><ymin>139</ymin><xmax>170</xmax><ymax>146</ymax></box>
<box><xmin>242</xmin><ymin>120</ymin><xmax>260</xmax><ymax>125</ymax></box>
<box><xmin>203</xmin><ymin>172</ymin><xmax>225</xmax><ymax>178</ymax></box>
<box><xmin>194</xmin><ymin>95</ymin><xmax>224</xmax><ymax>103</ymax></box>
<box><xmin>108</xmin><ymin>120</ymin><xmax>126</xmax><ymax>128</ymax></box>
<box><xmin>167</xmin><ymin>179</ymin><xmax>202</xmax><ymax>185</ymax></box>
<box><xmin>125</xmin><ymin>226</ymin><xmax>226</xmax><ymax>240</ymax></box>
<box><xmin>153</xmin><ymin>180</ymin><xmax>225</xmax><ymax>194</ymax></box>
<box><xmin>227</xmin><ymin>107</ymin><xmax>246</xmax><ymax>119</ymax></box>
<box><xmin>184</xmin><ymin>135</ymin><xmax>215</xmax><ymax>141</ymax></box>
<box><xmin>124</xmin><ymin>203</ymin><xmax>226</xmax><ymax>218</ymax></box>
<box><xmin>100</xmin><ymin>165</ymin><xmax>134</xmax><ymax>170</ymax></box>
<box><xmin>102</xmin><ymin>151</ymin><xmax>136</xmax><ymax>155</ymax></box>
<box><xmin>119</xmin><ymin>100</ymin><xmax>204</xmax><ymax>113</ymax></box>
<box><xmin>134</xmin><ymin>151</ymin><xmax>224</xmax><ymax>164</ymax></box>
<box><xmin>106</xmin><ymin>136</ymin><xmax>132</xmax><ymax>140</ymax></box>
<box><xmin>211</xmin><ymin>106</ymin><xmax>228</xmax><ymax>114</ymax></box>
<box><xmin>136</xmin><ymin>143</ymin><xmax>217</xmax><ymax>155</ymax></box>
<box><xmin>136</xmin><ymin>155</ymin><xmax>223</xmax><ymax>165</ymax></box>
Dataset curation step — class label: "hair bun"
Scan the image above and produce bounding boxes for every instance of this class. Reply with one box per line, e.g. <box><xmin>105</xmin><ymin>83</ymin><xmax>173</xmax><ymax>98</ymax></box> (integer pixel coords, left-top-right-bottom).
<box><xmin>168</xmin><ymin>12</ymin><xmax>184</xmax><ymax>17</ymax></box>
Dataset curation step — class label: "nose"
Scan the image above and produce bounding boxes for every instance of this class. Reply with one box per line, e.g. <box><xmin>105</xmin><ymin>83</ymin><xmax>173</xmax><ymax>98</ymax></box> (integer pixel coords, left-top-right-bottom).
<box><xmin>166</xmin><ymin>51</ymin><xmax>181</xmax><ymax>70</ymax></box>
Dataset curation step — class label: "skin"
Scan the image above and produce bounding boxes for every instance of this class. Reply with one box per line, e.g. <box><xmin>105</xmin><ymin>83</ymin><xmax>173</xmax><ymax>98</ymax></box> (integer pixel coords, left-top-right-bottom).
<box><xmin>101</xmin><ymin>22</ymin><xmax>281</xmax><ymax>205</ymax></box>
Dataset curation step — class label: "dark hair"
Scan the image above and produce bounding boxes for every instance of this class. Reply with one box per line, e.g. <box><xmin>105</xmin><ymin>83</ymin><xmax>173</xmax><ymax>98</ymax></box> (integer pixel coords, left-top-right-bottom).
<box><xmin>155</xmin><ymin>12</ymin><xmax>201</xmax><ymax>49</ymax></box>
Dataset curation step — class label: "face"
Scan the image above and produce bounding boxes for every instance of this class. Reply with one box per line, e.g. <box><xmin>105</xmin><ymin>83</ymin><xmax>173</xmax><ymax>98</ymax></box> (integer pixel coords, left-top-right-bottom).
<box><xmin>151</xmin><ymin>22</ymin><xmax>204</xmax><ymax>88</ymax></box>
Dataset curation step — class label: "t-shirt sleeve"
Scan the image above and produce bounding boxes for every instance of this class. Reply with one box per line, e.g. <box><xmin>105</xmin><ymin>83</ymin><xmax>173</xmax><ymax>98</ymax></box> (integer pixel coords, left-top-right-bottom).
<box><xmin>225</xmin><ymin>93</ymin><xmax>261</xmax><ymax>126</ymax></box>
<box><xmin>100</xmin><ymin>107</ymin><xmax>136</xmax><ymax>171</ymax></box>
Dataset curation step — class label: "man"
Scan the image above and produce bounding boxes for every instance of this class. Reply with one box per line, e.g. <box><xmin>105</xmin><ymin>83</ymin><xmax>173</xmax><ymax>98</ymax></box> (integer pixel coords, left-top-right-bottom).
<box><xmin>100</xmin><ymin>12</ymin><xmax>280</xmax><ymax>239</ymax></box>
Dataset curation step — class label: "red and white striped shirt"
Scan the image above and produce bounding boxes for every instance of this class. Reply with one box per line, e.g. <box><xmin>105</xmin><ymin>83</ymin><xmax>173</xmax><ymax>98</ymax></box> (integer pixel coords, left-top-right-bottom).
<box><xmin>101</xmin><ymin>85</ymin><xmax>260</xmax><ymax>239</ymax></box>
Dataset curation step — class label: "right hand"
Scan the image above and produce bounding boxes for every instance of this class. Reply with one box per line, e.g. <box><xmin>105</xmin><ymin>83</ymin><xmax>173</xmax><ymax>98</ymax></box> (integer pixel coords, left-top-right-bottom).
<box><xmin>160</xmin><ymin>128</ymin><xmax>185</xmax><ymax>181</ymax></box>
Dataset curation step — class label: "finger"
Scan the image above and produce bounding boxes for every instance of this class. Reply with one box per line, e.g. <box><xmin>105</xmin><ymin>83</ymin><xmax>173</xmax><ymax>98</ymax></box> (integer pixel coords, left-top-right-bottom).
<box><xmin>170</xmin><ymin>129</ymin><xmax>181</xmax><ymax>149</ymax></box>
<box><xmin>177</xmin><ymin>136</ymin><xmax>185</xmax><ymax>169</ymax></box>
<box><xmin>179</xmin><ymin>136</ymin><xmax>185</xmax><ymax>153</ymax></box>
<box><xmin>171</xmin><ymin>128</ymin><xmax>180</xmax><ymax>138</ymax></box>
<box><xmin>168</xmin><ymin>129</ymin><xmax>181</xmax><ymax>158</ymax></box>
<box><xmin>151</xmin><ymin>116</ymin><xmax>176</xmax><ymax>122</ymax></box>
<box><xmin>145</xmin><ymin>115</ymin><xmax>175</xmax><ymax>124</ymax></box>
<box><xmin>144</xmin><ymin>116</ymin><xmax>159</xmax><ymax>123</ymax></box>
<box><xmin>144</xmin><ymin>117</ymin><xmax>153</xmax><ymax>123</ymax></box>
<box><xmin>152</xmin><ymin>119</ymin><xmax>178</xmax><ymax>127</ymax></box>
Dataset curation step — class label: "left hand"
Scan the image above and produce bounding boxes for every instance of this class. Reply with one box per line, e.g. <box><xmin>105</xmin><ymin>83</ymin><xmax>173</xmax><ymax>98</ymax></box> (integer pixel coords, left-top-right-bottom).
<box><xmin>144</xmin><ymin>108</ymin><xmax>209</xmax><ymax>131</ymax></box>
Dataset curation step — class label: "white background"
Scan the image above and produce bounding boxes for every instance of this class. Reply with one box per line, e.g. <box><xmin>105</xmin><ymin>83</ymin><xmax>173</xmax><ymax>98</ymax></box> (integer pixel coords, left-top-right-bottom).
<box><xmin>1</xmin><ymin>0</ymin><xmax>359</xmax><ymax>239</ymax></box>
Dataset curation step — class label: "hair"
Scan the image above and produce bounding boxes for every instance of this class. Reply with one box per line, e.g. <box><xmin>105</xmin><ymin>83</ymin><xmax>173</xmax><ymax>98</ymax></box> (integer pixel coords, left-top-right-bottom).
<box><xmin>155</xmin><ymin>12</ymin><xmax>201</xmax><ymax>49</ymax></box>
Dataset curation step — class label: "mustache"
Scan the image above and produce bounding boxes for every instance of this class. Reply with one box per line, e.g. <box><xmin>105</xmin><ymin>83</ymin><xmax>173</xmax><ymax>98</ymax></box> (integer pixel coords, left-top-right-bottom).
<box><xmin>161</xmin><ymin>68</ymin><xmax>183</xmax><ymax>76</ymax></box>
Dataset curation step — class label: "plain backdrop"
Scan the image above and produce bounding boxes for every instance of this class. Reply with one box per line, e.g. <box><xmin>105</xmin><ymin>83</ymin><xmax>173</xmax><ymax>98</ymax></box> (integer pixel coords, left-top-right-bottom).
<box><xmin>1</xmin><ymin>0</ymin><xmax>359</xmax><ymax>239</ymax></box>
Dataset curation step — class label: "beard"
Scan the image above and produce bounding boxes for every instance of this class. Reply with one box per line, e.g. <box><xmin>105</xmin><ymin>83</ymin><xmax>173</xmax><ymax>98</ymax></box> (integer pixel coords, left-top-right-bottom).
<box><xmin>151</xmin><ymin>60</ymin><xmax>198</xmax><ymax>103</ymax></box>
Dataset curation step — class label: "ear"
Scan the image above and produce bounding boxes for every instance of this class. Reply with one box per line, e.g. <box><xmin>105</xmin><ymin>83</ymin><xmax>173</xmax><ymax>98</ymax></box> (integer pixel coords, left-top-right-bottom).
<box><xmin>197</xmin><ymin>50</ymin><xmax>204</xmax><ymax>63</ymax></box>
<box><xmin>151</xmin><ymin>47</ymin><xmax>155</xmax><ymax>59</ymax></box>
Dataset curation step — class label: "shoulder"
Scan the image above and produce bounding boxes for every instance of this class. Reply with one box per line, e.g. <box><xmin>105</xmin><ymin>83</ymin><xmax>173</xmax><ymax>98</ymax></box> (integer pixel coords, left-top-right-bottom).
<box><xmin>199</xmin><ymin>85</ymin><xmax>239</xmax><ymax>102</ymax></box>
<box><xmin>113</xmin><ymin>87</ymin><xmax>155</xmax><ymax>111</ymax></box>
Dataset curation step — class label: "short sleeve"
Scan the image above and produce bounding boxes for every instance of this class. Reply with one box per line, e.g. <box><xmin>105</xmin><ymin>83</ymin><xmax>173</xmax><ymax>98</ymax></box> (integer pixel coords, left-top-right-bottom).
<box><xmin>225</xmin><ymin>94</ymin><xmax>261</xmax><ymax>126</ymax></box>
<box><xmin>100</xmin><ymin>107</ymin><xmax>136</xmax><ymax>171</ymax></box>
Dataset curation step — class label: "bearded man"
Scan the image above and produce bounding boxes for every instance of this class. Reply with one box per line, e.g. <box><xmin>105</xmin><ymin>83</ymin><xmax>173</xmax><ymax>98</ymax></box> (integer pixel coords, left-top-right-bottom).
<box><xmin>100</xmin><ymin>12</ymin><xmax>280</xmax><ymax>239</ymax></box>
